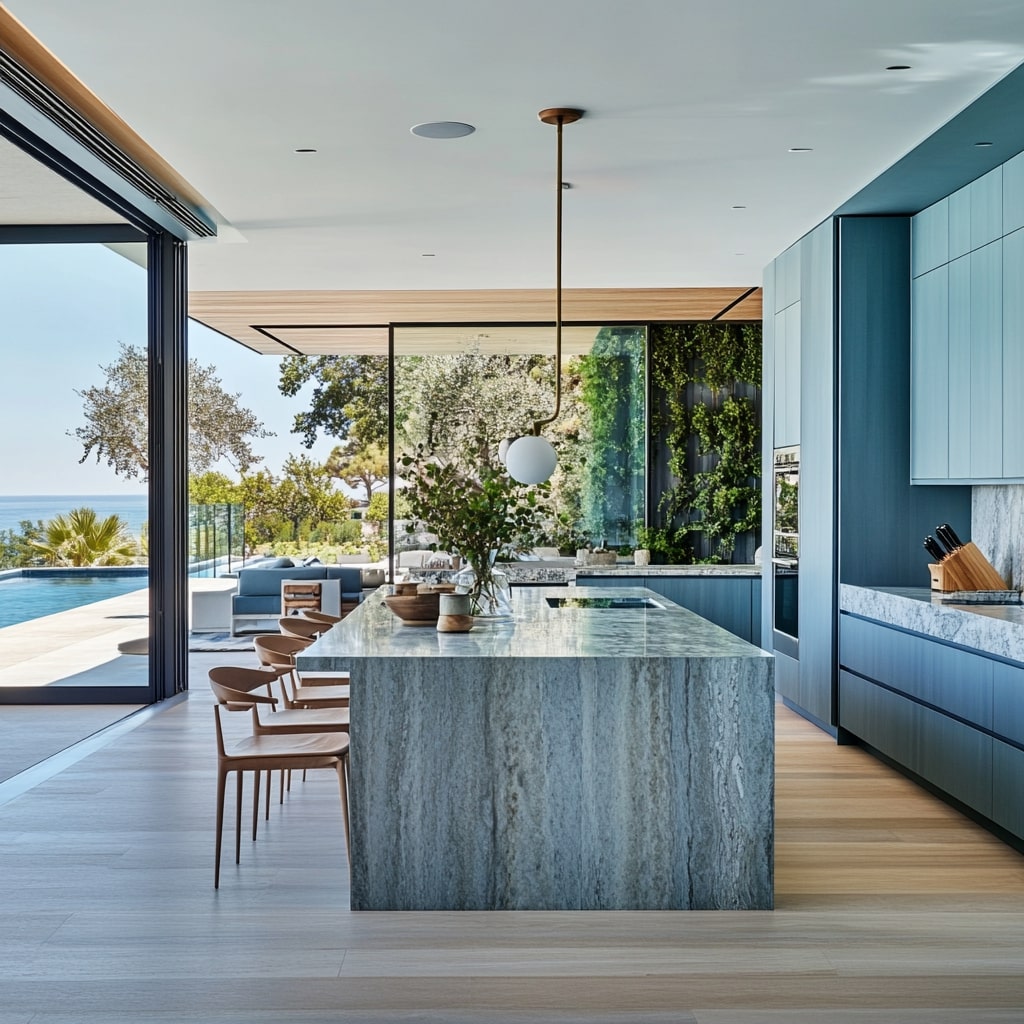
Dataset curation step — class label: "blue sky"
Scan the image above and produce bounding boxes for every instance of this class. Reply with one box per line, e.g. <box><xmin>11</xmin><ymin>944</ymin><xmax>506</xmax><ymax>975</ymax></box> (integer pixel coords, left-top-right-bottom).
<box><xmin>0</xmin><ymin>243</ymin><xmax>335</xmax><ymax>495</ymax></box>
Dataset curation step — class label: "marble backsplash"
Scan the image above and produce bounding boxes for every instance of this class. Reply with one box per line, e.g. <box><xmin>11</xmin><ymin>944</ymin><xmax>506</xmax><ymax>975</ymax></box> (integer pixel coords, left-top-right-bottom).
<box><xmin>972</xmin><ymin>485</ymin><xmax>1024</xmax><ymax>589</ymax></box>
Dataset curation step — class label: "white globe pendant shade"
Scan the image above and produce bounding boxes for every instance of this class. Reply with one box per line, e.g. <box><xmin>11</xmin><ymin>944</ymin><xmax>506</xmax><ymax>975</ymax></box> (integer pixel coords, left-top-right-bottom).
<box><xmin>505</xmin><ymin>434</ymin><xmax>557</xmax><ymax>484</ymax></box>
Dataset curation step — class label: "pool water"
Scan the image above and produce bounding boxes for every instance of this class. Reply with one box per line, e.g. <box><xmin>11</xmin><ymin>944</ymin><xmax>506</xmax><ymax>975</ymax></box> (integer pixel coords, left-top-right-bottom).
<box><xmin>0</xmin><ymin>574</ymin><xmax>149</xmax><ymax>630</ymax></box>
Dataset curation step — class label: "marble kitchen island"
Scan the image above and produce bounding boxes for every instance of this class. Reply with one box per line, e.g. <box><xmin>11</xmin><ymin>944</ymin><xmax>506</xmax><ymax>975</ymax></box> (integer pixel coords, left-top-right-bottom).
<box><xmin>298</xmin><ymin>586</ymin><xmax>775</xmax><ymax>911</ymax></box>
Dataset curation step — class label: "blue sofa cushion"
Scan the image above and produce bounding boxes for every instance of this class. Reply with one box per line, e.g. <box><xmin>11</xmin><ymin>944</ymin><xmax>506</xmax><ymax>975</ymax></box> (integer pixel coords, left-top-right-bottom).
<box><xmin>325</xmin><ymin>566</ymin><xmax>365</xmax><ymax>603</ymax></box>
<box><xmin>236</xmin><ymin>566</ymin><xmax>327</xmax><ymax>597</ymax></box>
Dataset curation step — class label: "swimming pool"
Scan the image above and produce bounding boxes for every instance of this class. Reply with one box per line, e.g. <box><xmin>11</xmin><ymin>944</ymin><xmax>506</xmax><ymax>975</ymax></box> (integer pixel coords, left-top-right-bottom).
<box><xmin>0</xmin><ymin>571</ymin><xmax>149</xmax><ymax>630</ymax></box>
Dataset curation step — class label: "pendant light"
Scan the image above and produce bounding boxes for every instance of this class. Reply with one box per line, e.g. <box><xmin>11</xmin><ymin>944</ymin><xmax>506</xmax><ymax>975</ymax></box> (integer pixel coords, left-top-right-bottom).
<box><xmin>505</xmin><ymin>107</ymin><xmax>584</xmax><ymax>485</ymax></box>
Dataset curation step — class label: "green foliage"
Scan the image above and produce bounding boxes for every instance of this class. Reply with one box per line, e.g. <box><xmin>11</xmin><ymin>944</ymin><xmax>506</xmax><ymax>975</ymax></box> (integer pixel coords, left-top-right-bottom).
<box><xmin>576</xmin><ymin>328</ymin><xmax>646</xmax><ymax>546</ymax></box>
<box><xmin>0</xmin><ymin>519</ymin><xmax>45</xmax><ymax>569</ymax></box>
<box><xmin>650</xmin><ymin>322</ymin><xmax>762</xmax><ymax>563</ymax></box>
<box><xmin>74</xmin><ymin>342</ymin><xmax>272</xmax><ymax>480</ymax></box>
<box><xmin>324</xmin><ymin>441</ymin><xmax>389</xmax><ymax>504</ymax></box>
<box><xmin>365</xmin><ymin>492</ymin><xmax>391</xmax><ymax>523</ymax></box>
<box><xmin>188</xmin><ymin>471</ymin><xmax>242</xmax><ymax>505</ymax></box>
<box><xmin>399</xmin><ymin>437</ymin><xmax>550</xmax><ymax>602</ymax></box>
<box><xmin>30</xmin><ymin>507</ymin><xmax>139</xmax><ymax>567</ymax></box>
<box><xmin>278</xmin><ymin>354</ymin><xmax>390</xmax><ymax>448</ymax></box>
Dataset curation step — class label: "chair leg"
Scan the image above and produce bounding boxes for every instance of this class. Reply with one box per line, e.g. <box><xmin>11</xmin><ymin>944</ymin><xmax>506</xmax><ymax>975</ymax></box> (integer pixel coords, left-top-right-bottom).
<box><xmin>235</xmin><ymin>771</ymin><xmax>243</xmax><ymax>866</ymax></box>
<box><xmin>215</xmin><ymin>767</ymin><xmax>227</xmax><ymax>889</ymax></box>
<box><xmin>252</xmin><ymin>770</ymin><xmax>261</xmax><ymax>842</ymax></box>
<box><xmin>265</xmin><ymin>769</ymin><xmax>273</xmax><ymax>821</ymax></box>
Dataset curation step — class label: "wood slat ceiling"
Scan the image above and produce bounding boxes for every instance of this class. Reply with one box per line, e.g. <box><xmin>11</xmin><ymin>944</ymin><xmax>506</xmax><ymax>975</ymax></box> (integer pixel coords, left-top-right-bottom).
<box><xmin>188</xmin><ymin>287</ymin><xmax>763</xmax><ymax>355</ymax></box>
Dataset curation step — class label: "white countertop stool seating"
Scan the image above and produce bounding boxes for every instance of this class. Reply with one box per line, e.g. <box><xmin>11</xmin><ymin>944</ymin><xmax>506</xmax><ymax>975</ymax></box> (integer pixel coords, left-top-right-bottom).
<box><xmin>253</xmin><ymin>634</ymin><xmax>350</xmax><ymax>708</ymax></box>
<box><xmin>212</xmin><ymin>699</ymin><xmax>350</xmax><ymax>888</ymax></box>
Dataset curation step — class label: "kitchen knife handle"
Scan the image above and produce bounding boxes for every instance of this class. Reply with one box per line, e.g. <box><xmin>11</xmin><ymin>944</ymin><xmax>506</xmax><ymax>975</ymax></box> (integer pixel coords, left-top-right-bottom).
<box><xmin>939</xmin><ymin>523</ymin><xmax>965</xmax><ymax>549</ymax></box>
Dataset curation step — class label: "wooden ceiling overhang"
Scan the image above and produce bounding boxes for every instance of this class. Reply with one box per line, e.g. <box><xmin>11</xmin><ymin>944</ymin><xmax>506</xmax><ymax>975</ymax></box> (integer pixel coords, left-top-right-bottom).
<box><xmin>188</xmin><ymin>286</ymin><xmax>763</xmax><ymax>356</ymax></box>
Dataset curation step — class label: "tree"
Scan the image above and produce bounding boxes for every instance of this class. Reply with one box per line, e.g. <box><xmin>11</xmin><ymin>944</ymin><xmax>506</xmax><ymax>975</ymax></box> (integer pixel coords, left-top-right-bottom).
<box><xmin>278</xmin><ymin>354</ymin><xmax>389</xmax><ymax>449</ymax></box>
<box><xmin>325</xmin><ymin>441</ymin><xmax>389</xmax><ymax>504</ymax></box>
<box><xmin>0</xmin><ymin>519</ymin><xmax>45</xmax><ymax>570</ymax></box>
<box><xmin>74</xmin><ymin>342</ymin><xmax>273</xmax><ymax>480</ymax></box>
<box><xmin>189</xmin><ymin>471</ymin><xmax>243</xmax><ymax>505</ymax></box>
<box><xmin>30</xmin><ymin>507</ymin><xmax>138</xmax><ymax>567</ymax></box>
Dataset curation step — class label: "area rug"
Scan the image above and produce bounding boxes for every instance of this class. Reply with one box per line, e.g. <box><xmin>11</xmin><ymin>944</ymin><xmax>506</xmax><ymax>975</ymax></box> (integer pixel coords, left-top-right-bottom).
<box><xmin>188</xmin><ymin>632</ymin><xmax>255</xmax><ymax>652</ymax></box>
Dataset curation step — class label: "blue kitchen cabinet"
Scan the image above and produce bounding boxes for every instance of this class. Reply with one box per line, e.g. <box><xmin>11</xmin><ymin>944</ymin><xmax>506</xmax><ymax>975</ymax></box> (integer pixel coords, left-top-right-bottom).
<box><xmin>947</xmin><ymin>255</ymin><xmax>971</xmax><ymax>478</ymax></box>
<box><xmin>911</xmin><ymin>197</ymin><xmax>948</xmax><ymax>277</ymax></box>
<box><xmin>971</xmin><ymin>166</ymin><xmax>1003</xmax><ymax>250</ymax></box>
<box><xmin>1003</xmin><ymin>228</ymin><xmax>1024</xmax><ymax>478</ymax></box>
<box><xmin>1003</xmin><ymin>150</ymin><xmax>1024</xmax><ymax>235</ymax></box>
<box><xmin>970</xmin><ymin>239</ymin><xmax>1003</xmax><ymax>479</ymax></box>
<box><xmin>910</xmin><ymin>265</ymin><xmax>949</xmax><ymax>480</ymax></box>
<box><xmin>948</xmin><ymin>184</ymin><xmax>971</xmax><ymax>261</ymax></box>
<box><xmin>575</xmin><ymin>574</ymin><xmax>760</xmax><ymax>646</ymax></box>
<box><xmin>838</xmin><ymin>611</ymin><xmax>1024</xmax><ymax>840</ymax></box>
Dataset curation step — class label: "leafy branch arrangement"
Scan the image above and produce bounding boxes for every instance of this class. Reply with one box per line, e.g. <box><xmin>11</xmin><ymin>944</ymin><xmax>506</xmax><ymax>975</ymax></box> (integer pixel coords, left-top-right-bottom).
<box><xmin>399</xmin><ymin>438</ymin><xmax>550</xmax><ymax>609</ymax></box>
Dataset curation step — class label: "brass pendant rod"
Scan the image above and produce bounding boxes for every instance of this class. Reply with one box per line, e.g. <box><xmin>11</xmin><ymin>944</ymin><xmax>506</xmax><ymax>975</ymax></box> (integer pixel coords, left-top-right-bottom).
<box><xmin>533</xmin><ymin>107</ymin><xmax>582</xmax><ymax>434</ymax></box>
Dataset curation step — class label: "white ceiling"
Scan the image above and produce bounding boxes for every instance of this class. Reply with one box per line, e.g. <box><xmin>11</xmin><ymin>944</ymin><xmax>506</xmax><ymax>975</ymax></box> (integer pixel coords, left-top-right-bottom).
<box><xmin>8</xmin><ymin>0</ymin><xmax>1024</xmax><ymax>292</ymax></box>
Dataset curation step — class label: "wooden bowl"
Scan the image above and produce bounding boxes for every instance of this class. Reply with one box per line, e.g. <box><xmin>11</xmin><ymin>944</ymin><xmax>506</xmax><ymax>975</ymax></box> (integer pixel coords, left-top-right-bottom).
<box><xmin>384</xmin><ymin>592</ymin><xmax>440</xmax><ymax>626</ymax></box>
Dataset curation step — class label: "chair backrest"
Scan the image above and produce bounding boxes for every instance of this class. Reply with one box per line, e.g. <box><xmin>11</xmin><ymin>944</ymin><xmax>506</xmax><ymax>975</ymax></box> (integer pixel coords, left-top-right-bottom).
<box><xmin>278</xmin><ymin>616</ymin><xmax>326</xmax><ymax>640</ymax></box>
<box><xmin>300</xmin><ymin>609</ymin><xmax>342</xmax><ymax>625</ymax></box>
<box><xmin>209</xmin><ymin>665</ymin><xmax>282</xmax><ymax>705</ymax></box>
<box><xmin>253</xmin><ymin>633</ymin><xmax>308</xmax><ymax>669</ymax></box>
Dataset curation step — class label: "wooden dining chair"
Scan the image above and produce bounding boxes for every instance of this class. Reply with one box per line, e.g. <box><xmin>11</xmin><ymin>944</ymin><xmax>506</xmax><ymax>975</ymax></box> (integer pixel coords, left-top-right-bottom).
<box><xmin>210</xmin><ymin>664</ymin><xmax>351</xmax><ymax>816</ymax></box>
<box><xmin>298</xmin><ymin>609</ymin><xmax>343</xmax><ymax>626</ymax></box>
<box><xmin>252</xmin><ymin>634</ymin><xmax>350</xmax><ymax>709</ymax></box>
<box><xmin>279</xmin><ymin>615</ymin><xmax>330</xmax><ymax>640</ymax></box>
<box><xmin>213</xmin><ymin>701</ymin><xmax>350</xmax><ymax>888</ymax></box>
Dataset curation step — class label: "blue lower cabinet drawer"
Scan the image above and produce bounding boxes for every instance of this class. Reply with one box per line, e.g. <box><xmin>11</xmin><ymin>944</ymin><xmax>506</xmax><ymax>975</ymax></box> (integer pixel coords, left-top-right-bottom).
<box><xmin>839</xmin><ymin>670</ymin><xmax>993</xmax><ymax>817</ymax></box>
<box><xmin>992</xmin><ymin>740</ymin><xmax>1024</xmax><ymax>839</ymax></box>
<box><xmin>992</xmin><ymin>662</ymin><xmax>1024</xmax><ymax>746</ymax></box>
<box><xmin>839</xmin><ymin>614</ymin><xmax>992</xmax><ymax>729</ymax></box>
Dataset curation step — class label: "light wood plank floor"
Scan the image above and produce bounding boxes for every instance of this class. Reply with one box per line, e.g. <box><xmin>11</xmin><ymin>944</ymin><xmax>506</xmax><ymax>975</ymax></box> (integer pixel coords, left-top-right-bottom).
<box><xmin>0</xmin><ymin>657</ymin><xmax>1021</xmax><ymax>1023</ymax></box>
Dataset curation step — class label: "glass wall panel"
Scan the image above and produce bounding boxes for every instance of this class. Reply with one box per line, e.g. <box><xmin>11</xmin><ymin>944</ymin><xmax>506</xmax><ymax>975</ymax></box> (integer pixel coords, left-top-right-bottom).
<box><xmin>391</xmin><ymin>325</ymin><xmax>646</xmax><ymax>561</ymax></box>
<box><xmin>0</xmin><ymin>242</ymin><xmax>151</xmax><ymax>702</ymax></box>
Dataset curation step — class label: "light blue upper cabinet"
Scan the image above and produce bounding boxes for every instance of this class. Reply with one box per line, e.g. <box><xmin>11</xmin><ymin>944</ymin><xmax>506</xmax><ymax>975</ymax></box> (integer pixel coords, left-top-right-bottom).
<box><xmin>911</xmin><ymin>198</ymin><xmax>948</xmax><ymax>277</ymax></box>
<box><xmin>773</xmin><ymin>303</ymin><xmax>801</xmax><ymax>447</ymax></box>
<box><xmin>910</xmin><ymin>265</ymin><xmax>949</xmax><ymax>481</ymax></box>
<box><xmin>970</xmin><ymin>239</ymin><xmax>1003</xmax><ymax>479</ymax></box>
<box><xmin>947</xmin><ymin>256</ymin><xmax>972</xmax><ymax>479</ymax></box>
<box><xmin>948</xmin><ymin>185</ymin><xmax>972</xmax><ymax>260</ymax></box>
<box><xmin>1003</xmin><ymin>228</ymin><xmax>1024</xmax><ymax>477</ymax></box>
<box><xmin>1004</xmin><ymin>151</ymin><xmax>1024</xmax><ymax>235</ymax></box>
<box><xmin>775</xmin><ymin>243</ymin><xmax>800</xmax><ymax>312</ymax></box>
<box><xmin>971</xmin><ymin>166</ymin><xmax>1003</xmax><ymax>251</ymax></box>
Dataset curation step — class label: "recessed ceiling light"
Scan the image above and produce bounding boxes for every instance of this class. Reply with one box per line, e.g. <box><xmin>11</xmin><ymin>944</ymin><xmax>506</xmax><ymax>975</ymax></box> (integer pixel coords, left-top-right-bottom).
<box><xmin>410</xmin><ymin>121</ymin><xmax>476</xmax><ymax>139</ymax></box>
<box><xmin>421</xmin><ymin>253</ymin><xmax>437</xmax><ymax>257</ymax></box>
<box><xmin>294</xmin><ymin>148</ymin><xmax>317</xmax><ymax>153</ymax></box>
<box><xmin>731</xmin><ymin>205</ymin><xmax>747</xmax><ymax>209</ymax></box>
<box><xmin>886</xmin><ymin>64</ymin><xmax>911</xmax><ymax>70</ymax></box>
<box><xmin>788</xmin><ymin>147</ymin><xmax>813</xmax><ymax>153</ymax></box>
<box><xmin>975</xmin><ymin>141</ymin><xmax>994</xmax><ymax>147</ymax></box>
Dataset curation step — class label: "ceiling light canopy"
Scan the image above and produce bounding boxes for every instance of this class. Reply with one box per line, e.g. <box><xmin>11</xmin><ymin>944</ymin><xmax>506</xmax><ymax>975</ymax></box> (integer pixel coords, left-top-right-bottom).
<box><xmin>504</xmin><ymin>107</ymin><xmax>584</xmax><ymax>486</ymax></box>
<box><xmin>410</xmin><ymin>121</ymin><xmax>476</xmax><ymax>139</ymax></box>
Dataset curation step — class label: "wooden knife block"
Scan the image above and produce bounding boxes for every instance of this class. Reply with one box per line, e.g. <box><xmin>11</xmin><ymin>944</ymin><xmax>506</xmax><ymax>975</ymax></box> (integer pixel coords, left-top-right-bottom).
<box><xmin>928</xmin><ymin>542</ymin><xmax>1008</xmax><ymax>592</ymax></box>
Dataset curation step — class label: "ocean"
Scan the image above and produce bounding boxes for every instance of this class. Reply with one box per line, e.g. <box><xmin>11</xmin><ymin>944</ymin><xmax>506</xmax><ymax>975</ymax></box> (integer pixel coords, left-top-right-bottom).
<box><xmin>0</xmin><ymin>494</ymin><xmax>150</xmax><ymax>539</ymax></box>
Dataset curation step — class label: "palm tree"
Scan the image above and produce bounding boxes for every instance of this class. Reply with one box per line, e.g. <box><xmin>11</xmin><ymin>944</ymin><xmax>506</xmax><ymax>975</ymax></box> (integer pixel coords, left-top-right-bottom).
<box><xmin>31</xmin><ymin>507</ymin><xmax>139</xmax><ymax>567</ymax></box>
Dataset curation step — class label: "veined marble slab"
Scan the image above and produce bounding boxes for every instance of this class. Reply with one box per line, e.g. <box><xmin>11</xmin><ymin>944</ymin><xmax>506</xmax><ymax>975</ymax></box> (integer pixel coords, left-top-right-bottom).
<box><xmin>299</xmin><ymin>586</ymin><xmax>774</xmax><ymax>912</ymax></box>
<box><xmin>840</xmin><ymin>584</ymin><xmax>1024</xmax><ymax>662</ymax></box>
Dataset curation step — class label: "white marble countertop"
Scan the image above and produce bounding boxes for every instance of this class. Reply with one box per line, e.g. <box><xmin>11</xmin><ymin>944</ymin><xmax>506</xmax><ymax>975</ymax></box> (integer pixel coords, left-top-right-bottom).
<box><xmin>840</xmin><ymin>584</ymin><xmax>1024</xmax><ymax>662</ymax></box>
<box><xmin>299</xmin><ymin>585</ymin><xmax>771</xmax><ymax>667</ymax></box>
